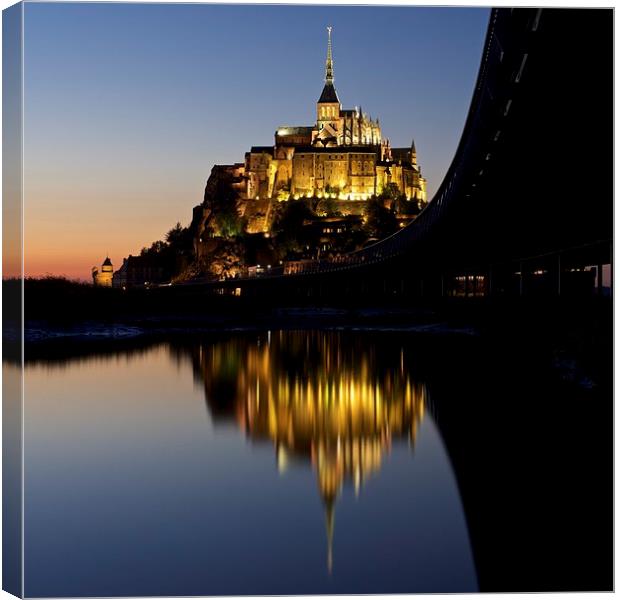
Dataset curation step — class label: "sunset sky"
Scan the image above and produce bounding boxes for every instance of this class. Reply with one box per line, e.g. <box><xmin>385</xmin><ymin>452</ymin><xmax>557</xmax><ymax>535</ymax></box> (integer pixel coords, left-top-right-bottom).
<box><xmin>22</xmin><ymin>3</ymin><xmax>489</xmax><ymax>280</ymax></box>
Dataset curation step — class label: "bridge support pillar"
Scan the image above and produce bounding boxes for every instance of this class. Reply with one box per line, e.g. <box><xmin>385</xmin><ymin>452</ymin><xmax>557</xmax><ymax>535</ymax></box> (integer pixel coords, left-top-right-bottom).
<box><xmin>557</xmin><ymin>253</ymin><xmax>562</xmax><ymax>297</ymax></box>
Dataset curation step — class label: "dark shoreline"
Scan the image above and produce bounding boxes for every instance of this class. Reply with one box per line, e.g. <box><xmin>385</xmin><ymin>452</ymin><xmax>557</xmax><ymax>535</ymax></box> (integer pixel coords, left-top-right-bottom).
<box><xmin>10</xmin><ymin>306</ymin><xmax>470</xmax><ymax>363</ymax></box>
<box><xmin>4</xmin><ymin>277</ymin><xmax>612</xmax><ymax>391</ymax></box>
<box><xmin>4</xmin><ymin>297</ymin><xmax>611</xmax><ymax>395</ymax></box>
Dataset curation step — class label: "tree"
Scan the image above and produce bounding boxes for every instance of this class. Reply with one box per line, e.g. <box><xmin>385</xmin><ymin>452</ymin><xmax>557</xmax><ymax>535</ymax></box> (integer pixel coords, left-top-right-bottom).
<box><xmin>275</xmin><ymin>181</ymin><xmax>291</xmax><ymax>201</ymax></box>
<box><xmin>214</xmin><ymin>207</ymin><xmax>246</xmax><ymax>239</ymax></box>
<box><xmin>166</xmin><ymin>222</ymin><xmax>193</xmax><ymax>253</ymax></box>
<box><xmin>271</xmin><ymin>199</ymin><xmax>315</xmax><ymax>258</ymax></box>
<box><xmin>324</xmin><ymin>184</ymin><xmax>340</xmax><ymax>196</ymax></box>
<box><xmin>205</xmin><ymin>176</ymin><xmax>246</xmax><ymax>239</ymax></box>
<box><xmin>328</xmin><ymin>220</ymin><xmax>367</xmax><ymax>254</ymax></box>
<box><xmin>393</xmin><ymin>195</ymin><xmax>421</xmax><ymax>216</ymax></box>
<box><xmin>378</xmin><ymin>182</ymin><xmax>401</xmax><ymax>203</ymax></box>
<box><xmin>364</xmin><ymin>197</ymin><xmax>399</xmax><ymax>240</ymax></box>
<box><xmin>204</xmin><ymin>239</ymin><xmax>246</xmax><ymax>280</ymax></box>
<box><xmin>140</xmin><ymin>240</ymin><xmax>167</xmax><ymax>257</ymax></box>
<box><xmin>135</xmin><ymin>220</ymin><xmax>197</xmax><ymax>282</ymax></box>
<box><xmin>318</xmin><ymin>196</ymin><xmax>341</xmax><ymax>217</ymax></box>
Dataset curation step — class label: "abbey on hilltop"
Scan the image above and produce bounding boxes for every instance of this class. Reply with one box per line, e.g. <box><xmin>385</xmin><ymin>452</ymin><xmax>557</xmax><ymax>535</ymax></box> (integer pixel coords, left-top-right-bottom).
<box><xmin>101</xmin><ymin>28</ymin><xmax>429</xmax><ymax>286</ymax></box>
<box><xmin>210</xmin><ymin>27</ymin><xmax>427</xmax><ymax>233</ymax></box>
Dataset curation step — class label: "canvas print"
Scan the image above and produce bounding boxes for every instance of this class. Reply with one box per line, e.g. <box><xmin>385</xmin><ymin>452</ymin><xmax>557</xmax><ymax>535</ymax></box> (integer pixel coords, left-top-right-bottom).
<box><xmin>2</xmin><ymin>3</ymin><xmax>613</xmax><ymax>597</ymax></box>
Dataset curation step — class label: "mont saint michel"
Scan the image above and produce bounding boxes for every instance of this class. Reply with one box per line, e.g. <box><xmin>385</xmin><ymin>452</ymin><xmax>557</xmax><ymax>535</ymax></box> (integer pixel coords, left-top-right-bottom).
<box><xmin>197</xmin><ymin>28</ymin><xmax>427</xmax><ymax>237</ymax></box>
<box><xmin>97</xmin><ymin>27</ymin><xmax>429</xmax><ymax>287</ymax></box>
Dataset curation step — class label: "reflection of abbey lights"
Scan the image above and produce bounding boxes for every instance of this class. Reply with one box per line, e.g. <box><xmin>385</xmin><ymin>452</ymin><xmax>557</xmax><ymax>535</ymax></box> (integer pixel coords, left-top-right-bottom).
<box><xmin>192</xmin><ymin>332</ymin><xmax>427</xmax><ymax>573</ymax></box>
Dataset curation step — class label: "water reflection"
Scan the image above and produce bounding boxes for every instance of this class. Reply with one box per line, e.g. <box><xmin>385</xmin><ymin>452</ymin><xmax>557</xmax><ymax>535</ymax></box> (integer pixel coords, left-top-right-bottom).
<box><xmin>189</xmin><ymin>331</ymin><xmax>427</xmax><ymax>572</ymax></box>
<box><xmin>24</xmin><ymin>332</ymin><xmax>477</xmax><ymax>596</ymax></box>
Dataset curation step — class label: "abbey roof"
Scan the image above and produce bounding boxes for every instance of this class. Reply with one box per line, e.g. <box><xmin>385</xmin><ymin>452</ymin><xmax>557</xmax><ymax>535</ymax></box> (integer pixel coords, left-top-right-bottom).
<box><xmin>318</xmin><ymin>82</ymin><xmax>340</xmax><ymax>104</ymax></box>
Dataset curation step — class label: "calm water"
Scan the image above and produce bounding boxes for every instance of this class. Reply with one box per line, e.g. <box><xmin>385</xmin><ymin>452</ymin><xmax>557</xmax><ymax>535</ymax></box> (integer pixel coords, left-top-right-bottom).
<box><xmin>20</xmin><ymin>331</ymin><xmax>478</xmax><ymax>596</ymax></box>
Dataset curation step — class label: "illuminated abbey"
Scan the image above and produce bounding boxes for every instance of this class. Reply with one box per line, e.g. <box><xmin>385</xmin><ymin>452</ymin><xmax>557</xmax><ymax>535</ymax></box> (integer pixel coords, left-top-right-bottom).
<box><xmin>228</xmin><ymin>27</ymin><xmax>427</xmax><ymax>232</ymax></box>
<box><xmin>96</xmin><ymin>28</ymin><xmax>429</xmax><ymax>284</ymax></box>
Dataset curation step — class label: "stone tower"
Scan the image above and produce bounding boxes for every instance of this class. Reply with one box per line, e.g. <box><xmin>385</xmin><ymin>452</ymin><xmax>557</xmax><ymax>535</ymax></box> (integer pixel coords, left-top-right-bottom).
<box><xmin>92</xmin><ymin>256</ymin><xmax>113</xmax><ymax>287</ymax></box>
<box><xmin>315</xmin><ymin>26</ymin><xmax>342</xmax><ymax>146</ymax></box>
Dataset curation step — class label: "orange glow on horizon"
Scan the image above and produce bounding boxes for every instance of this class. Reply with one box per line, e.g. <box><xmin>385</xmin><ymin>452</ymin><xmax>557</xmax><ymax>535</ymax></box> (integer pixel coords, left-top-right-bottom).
<box><xmin>22</xmin><ymin>183</ymin><xmax>196</xmax><ymax>280</ymax></box>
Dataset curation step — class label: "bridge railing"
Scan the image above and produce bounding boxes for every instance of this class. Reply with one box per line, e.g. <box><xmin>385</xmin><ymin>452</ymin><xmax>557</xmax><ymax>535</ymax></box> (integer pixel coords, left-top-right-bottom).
<box><xmin>282</xmin><ymin>8</ymin><xmax>508</xmax><ymax>278</ymax></box>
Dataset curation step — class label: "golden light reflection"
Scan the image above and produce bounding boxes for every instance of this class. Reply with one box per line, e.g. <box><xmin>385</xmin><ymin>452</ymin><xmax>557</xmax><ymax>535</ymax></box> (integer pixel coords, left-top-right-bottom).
<box><xmin>189</xmin><ymin>331</ymin><xmax>427</xmax><ymax>573</ymax></box>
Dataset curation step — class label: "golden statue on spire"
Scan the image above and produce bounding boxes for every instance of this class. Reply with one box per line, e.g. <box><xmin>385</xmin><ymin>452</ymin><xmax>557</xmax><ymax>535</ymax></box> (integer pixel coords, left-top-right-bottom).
<box><xmin>325</xmin><ymin>25</ymin><xmax>334</xmax><ymax>83</ymax></box>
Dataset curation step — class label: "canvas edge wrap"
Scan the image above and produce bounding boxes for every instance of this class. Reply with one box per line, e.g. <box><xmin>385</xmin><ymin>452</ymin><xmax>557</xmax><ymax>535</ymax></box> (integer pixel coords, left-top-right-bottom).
<box><xmin>3</xmin><ymin>2</ymin><xmax>24</xmax><ymax>597</ymax></box>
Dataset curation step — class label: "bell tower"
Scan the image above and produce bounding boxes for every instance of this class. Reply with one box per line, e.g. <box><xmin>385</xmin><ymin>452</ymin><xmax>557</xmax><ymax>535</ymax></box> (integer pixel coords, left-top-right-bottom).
<box><xmin>315</xmin><ymin>26</ymin><xmax>342</xmax><ymax>146</ymax></box>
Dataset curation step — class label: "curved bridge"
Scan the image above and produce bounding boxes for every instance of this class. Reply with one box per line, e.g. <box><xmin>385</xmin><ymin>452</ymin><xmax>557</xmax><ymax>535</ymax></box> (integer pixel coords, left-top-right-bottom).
<box><xmin>200</xmin><ymin>8</ymin><xmax>611</xmax><ymax>302</ymax></box>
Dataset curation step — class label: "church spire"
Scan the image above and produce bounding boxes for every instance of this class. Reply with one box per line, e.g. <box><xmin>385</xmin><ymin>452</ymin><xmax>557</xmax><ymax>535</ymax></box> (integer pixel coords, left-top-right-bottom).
<box><xmin>411</xmin><ymin>138</ymin><xmax>418</xmax><ymax>165</ymax></box>
<box><xmin>325</xmin><ymin>26</ymin><xmax>334</xmax><ymax>83</ymax></box>
<box><xmin>317</xmin><ymin>26</ymin><xmax>340</xmax><ymax>105</ymax></box>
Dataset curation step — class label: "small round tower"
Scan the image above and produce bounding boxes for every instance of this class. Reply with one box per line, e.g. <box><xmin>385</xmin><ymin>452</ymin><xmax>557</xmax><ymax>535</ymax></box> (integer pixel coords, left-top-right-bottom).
<box><xmin>93</xmin><ymin>256</ymin><xmax>113</xmax><ymax>287</ymax></box>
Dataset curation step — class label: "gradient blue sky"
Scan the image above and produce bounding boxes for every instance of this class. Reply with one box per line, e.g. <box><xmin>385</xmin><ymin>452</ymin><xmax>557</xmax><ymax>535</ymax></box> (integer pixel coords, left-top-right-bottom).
<box><xmin>22</xmin><ymin>2</ymin><xmax>489</xmax><ymax>279</ymax></box>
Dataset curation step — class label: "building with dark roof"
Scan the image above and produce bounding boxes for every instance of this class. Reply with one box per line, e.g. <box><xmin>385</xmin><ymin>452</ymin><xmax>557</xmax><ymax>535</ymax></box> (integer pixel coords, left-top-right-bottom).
<box><xmin>111</xmin><ymin>255</ymin><xmax>166</xmax><ymax>289</ymax></box>
<box><xmin>92</xmin><ymin>256</ymin><xmax>113</xmax><ymax>287</ymax></box>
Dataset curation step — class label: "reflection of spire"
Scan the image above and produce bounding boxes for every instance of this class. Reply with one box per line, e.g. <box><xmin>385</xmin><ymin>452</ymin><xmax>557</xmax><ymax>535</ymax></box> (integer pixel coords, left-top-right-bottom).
<box><xmin>277</xmin><ymin>444</ymin><xmax>289</xmax><ymax>474</ymax></box>
<box><xmin>316</xmin><ymin>439</ymin><xmax>340</xmax><ymax>574</ymax></box>
<box><xmin>194</xmin><ymin>331</ymin><xmax>428</xmax><ymax>575</ymax></box>
<box><xmin>324</xmin><ymin>496</ymin><xmax>335</xmax><ymax>575</ymax></box>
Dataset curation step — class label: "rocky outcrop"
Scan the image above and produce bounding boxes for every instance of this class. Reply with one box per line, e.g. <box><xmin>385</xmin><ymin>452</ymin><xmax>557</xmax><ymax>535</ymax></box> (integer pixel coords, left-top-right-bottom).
<box><xmin>190</xmin><ymin>165</ymin><xmax>238</xmax><ymax>258</ymax></box>
<box><xmin>198</xmin><ymin>238</ymin><xmax>246</xmax><ymax>280</ymax></box>
<box><xmin>202</xmin><ymin>165</ymin><xmax>235</xmax><ymax>207</ymax></box>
